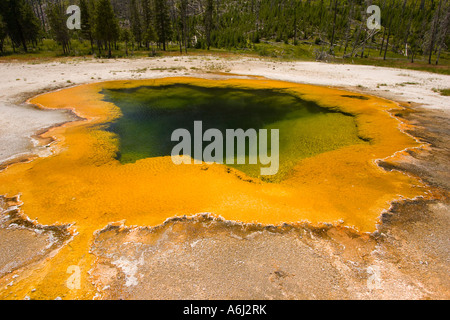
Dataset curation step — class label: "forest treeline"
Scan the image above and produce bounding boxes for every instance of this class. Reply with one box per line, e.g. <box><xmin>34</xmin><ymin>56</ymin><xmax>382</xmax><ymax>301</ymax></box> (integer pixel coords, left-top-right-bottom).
<box><xmin>0</xmin><ymin>0</ymin><xmax>449</xmax><ymax>64</ymax></box>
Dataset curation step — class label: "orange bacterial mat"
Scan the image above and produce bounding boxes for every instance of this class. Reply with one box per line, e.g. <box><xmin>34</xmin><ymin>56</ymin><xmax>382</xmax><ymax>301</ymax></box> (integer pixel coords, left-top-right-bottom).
<box><xmin>0</xmin><ymin>78</ymin><xmax>428</xmax><ymax>299</ymax></box>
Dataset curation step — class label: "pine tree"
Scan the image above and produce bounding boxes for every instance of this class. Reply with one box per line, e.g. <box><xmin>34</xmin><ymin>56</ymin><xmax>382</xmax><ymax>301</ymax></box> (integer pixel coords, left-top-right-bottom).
<box><xmin>435</xmin><ymin>0</ymin><xmax>450</xmax><ymax>65</ymax></box>
<box><xmin>343</xmin><ymin>0</ymin><xmax>354</xmax><ymax>57</ymax></box>
<box><xmin>204</xmin><ymin>0</ymin><xmax>214</xmax><ymax>50</ymax></box>
<box><xmin>408</xmin><ymin>27</ymin><xmax>420</xmax><ymax>63</ymax></box>
<box><xmin>329</xmin><ymin>0</ymin><xmax>338</xmax><ymax>53</ymax></box>
<box><xmin>142</xmin><ymin>0</ymin><xmax>153</xmax><ymax>49</ymax></box>
<box><xmin>20</xmin><ymin>0</ymin><xmax>40</xmax><ymax>47</ymax></box>
<box><xmin>120</xmin><ymin>27</ymin><xmax>132</xmax><ymax>56</ymax></box>
<box><xmin>46</xmin><ymin>2</ymin><xmax>71</xmax><ymax>55</ymax></box>
<box><xmin>0</xmin><ymin>15</ymin><xmax>6</xmax><ymax>53</ymax></box>
<box><xmin>427</xmin><ymin>0</ymin><xmax>443</xmax><ymax>64</ymax></box>
<box><xmin>0</xmin><ymin>0</ymin><xmax>41</xmax><ymax>52</ymax></box>
<box><xmin>143</xmin><ymin>24</ymin><xmax>157</xmax><ymax>54</ymax></box>
<box><xmin>154</xmin><ymin>0</ymin><xmax>172</xmax><ymax>51</ymax></box>
<box><xmin>130</xmin><ymin>0</ymin><xmax>142</xmax><ymax>47</ymax></box>
<box><xmin>142</xmin><ymin>0</ymin><xmax>152</xmax><ymax>27</ymax></box>
<box><xmin>79</xmin><ymin>0</ymin><xmax>94</xmax><ymax>53</ymax></box>
<box><xmin>178</xmin><ymin>0</ymin><xmax>189</xmax><ymax>53</ymax></box>
<box><xmin>94</xmin><ymin>0</ymin><xmax>120</xmax><ymax>57</ymax></box>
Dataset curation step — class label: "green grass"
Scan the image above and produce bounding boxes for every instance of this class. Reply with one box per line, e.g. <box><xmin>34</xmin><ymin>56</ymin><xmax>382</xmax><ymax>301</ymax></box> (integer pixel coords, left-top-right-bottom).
<box><xmin>433</xmin><ymin>88</ymin><xmax>450</xmax><ymax>96</ymax></box>
<box><xmin>251</xmin><ymin>42</ymin><xmax>315</xmax><ymax>61</ymax></box>
<box><xmin>1</xmin><ymin>38</ymin><xmax>449</xmax><ymax>75</ymax></box>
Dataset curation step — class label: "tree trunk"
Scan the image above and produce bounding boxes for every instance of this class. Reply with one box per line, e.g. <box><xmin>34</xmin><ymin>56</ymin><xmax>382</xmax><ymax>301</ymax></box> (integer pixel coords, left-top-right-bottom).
<box><xmin>329</xmin><ymin>0</ymin><xmax>338</xmax><ymax>53</ymax></box>
<box><xmin>343</xmin><ymin>0</ymin><xmax>354</xmax><ymax>57</ymax></box>
<box><xmin>379</xmin><ymin>0</ymin><xmax>388</xmax><ymax>56</ymax></box>
<box><xmin>428</xmin><ymin>0</ymin><xmax>443</xmax><ymax>64</ymax></box>
<box><xmin>351</xmin><ymin>23</ymin><xmax>362</xmax><ymax>57</ymax></box>
<box><xmin>379</xmin><ymin>27</ymin><xmax>386</xmax><ymax>56</ymax></box>
<box><xmin>403</xmin><ymin>0</ymin><xmax>418</xmax><ymax>49</ymax></box>
<box><xmin>384</xmin><ymin>29</ymin><xmax>390</xmax><ymax>60</ymax></box>
<box><xmin>436</xmin><ymin>43</ymin><xmax>442</xmax><ymax>65</ymax></box>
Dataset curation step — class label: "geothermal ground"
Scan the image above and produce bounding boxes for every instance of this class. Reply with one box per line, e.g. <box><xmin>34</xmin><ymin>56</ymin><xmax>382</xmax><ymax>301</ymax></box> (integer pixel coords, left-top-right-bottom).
<box><xmin>0</xmin><ymin>56</ymin><xmax>448</xmax><ymax>299</ymax></box>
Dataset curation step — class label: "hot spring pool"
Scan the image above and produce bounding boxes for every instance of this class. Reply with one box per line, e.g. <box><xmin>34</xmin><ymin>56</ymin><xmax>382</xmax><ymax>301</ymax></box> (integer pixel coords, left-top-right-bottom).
<box><xmin>0</xmin><ymin>77</ymin><xmax>426</xmax><ymax>235</ymax></box>
<box><xmin>102</xmin><ymin>84</ymin><xmax>367</xmax><ymax>181</ymax></box>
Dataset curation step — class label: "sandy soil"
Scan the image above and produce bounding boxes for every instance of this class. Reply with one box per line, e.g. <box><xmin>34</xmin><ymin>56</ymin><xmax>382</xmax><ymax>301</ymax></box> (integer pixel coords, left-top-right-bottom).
<box><xmin>0</xmin><ymin>56</ymin><xmax>448</xmax><ymax>300</ymax></box>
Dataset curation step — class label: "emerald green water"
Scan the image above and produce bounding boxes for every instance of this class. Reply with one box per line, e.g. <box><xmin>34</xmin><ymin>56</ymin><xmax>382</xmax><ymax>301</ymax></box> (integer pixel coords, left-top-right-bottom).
<box><xmin>102</xmin><ymin>84</ymin><xmax>367</xmax><ymax>182</ymax></box>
